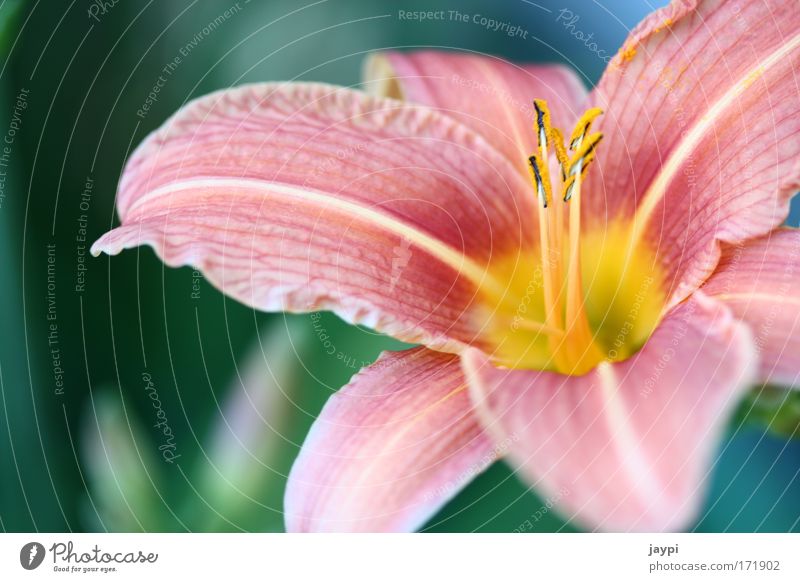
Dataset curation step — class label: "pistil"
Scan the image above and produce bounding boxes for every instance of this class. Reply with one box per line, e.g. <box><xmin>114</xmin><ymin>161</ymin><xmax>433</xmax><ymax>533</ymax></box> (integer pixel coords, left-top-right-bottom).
<box><xmin>530</xmin><ymin>100</ymin><xmax>563</xmax><ymax>337</ymax></box>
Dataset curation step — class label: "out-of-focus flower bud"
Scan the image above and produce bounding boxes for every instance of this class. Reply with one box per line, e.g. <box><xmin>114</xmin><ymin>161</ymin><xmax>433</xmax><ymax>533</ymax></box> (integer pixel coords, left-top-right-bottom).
<box><xmin>81</xmin><ymin>390</ymin><xmax>164</xmax><ymax>531</ymax></box>
<box><xmin>189</xmin><ymin>317</ymin><xmax>309</xmax><ymax>531</ymax></box>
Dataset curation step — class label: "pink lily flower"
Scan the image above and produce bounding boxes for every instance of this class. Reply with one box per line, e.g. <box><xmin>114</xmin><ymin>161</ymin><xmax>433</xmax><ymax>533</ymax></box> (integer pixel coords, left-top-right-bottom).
<box><xmin>93</xmin><ymin>0</ymin><xmax>800</xmax><ymax>532</ymax></box>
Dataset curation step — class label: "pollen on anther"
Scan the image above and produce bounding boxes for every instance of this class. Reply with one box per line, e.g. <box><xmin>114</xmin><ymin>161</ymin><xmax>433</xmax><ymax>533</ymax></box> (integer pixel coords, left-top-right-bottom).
<box><xmin>570</xmin><ymin>132</ymin><xmax>603</xmax><ymax>173</ymax></box>
<box><xmin>569</xmin><ymin>107</ymin><xmax>603</xmax><ymax>149</ymax></box>
<box><xmin>550</xmin><ymin>127</ymin><xmax>570</xmax><ymax>180</ymax></box>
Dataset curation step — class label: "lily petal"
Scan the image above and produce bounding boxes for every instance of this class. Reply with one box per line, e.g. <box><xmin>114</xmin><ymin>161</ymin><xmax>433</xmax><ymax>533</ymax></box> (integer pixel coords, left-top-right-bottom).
<box><xmin>92</xmin><ymin>83</ymin><xmax>534</xmax><ymax>352</ymax></box>
<box><xmin>284</xmin><ymin>347</ymin><xmax>494</xmax><ymax>532</ymax></box>
<box><xmin>463</xmin><ymin>293</ymin><xmax>757</xmax><ymax>531</ymax></box>
<box><xmin>364</xmin><ymin>51</ymin><xmax>587</xmax><ymax>168</ymax></box>
<box><xmin>585</xmin><ymin>0</ymin><xmax>800</xmax><ymax>306</ymax></box>
<box><xmin>702</xmin><ymin>228</ymin><xmax>800</xmax><ymax>387</ymax></box>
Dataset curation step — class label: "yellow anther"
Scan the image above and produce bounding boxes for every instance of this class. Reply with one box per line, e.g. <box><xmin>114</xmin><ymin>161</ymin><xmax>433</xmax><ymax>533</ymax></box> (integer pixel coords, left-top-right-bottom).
<box><xmin>562</xmin><ymin>173</ymin><xmax>576</xmax><ymax>202</ymax></box>
<box><xmin>578</xmin><ymin>142</ymin><xmax>600</xmax><ymax>174</ymax></box>
<box><xmin>569</xmin><ymin>132</ymin><xmax>603</xmax><ymax>175</ymax></box>
<box><xmin>550</xmin><ymin>127</ymin><xmax>570</xmax><ymax>181</ymax></box>
<box><xmin>569</xmin><ymin>107</ymin><xmax>603</xmax><ymax>149</ymax></box>
<box><xmin>532</xmin><ymin>100</ymin><xmax>557</xmax><ymax>210</ymax></box>
<box><xmin>563</xmin><ymin>132</ymin><xmax>602</xmax><ymax>201</ymax></box>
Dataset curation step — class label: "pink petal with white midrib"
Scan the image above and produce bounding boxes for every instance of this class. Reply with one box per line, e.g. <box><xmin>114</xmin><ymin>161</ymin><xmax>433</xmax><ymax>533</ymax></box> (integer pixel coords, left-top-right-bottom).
<box><xmin>284</xmin><ymin>347</ymin><xmax>494</xmax><ymax>532</ymax></box>
<box><xmin>584</xmin><ymin>0</ymin><xmax>800</xmax><ymax>306</ymax></box>
<box><xmin>117</xmin><ymin>83</ymin><xmax>531</xmax><ymax>259</ymax></box>
<box><xmin>364</xmin><ymin>51</ymin><xmax>587</xmax><ymax>168</ymax></box>
<box><xmin>93</xmin><ymin>83</ymin><xmax>536</xmax><ymax>351</ymax></box>
<box><xmin>703</xmin><ymin>228</ymin><xmax>800</xmax><ymax>387</ymax></box>
<box><xmin>463</xmin><ymin>293</ymin><xmax>757</xmax><ymax>531</ymax></box>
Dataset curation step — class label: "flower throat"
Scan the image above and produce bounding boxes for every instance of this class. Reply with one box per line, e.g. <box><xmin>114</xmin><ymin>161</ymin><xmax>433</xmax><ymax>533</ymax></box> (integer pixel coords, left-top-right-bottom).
<box><xmin>481</xmin><ymin>100</ymin><xmax>666</xmax><ymax>375</ymax></box>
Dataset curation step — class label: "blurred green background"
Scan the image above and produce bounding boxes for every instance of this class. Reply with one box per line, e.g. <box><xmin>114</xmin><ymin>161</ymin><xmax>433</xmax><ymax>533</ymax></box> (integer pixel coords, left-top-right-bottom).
<box><xmin>0</xmin><ymin>0</ymin><xmax>798</xmax><ymax>533</ymax></box>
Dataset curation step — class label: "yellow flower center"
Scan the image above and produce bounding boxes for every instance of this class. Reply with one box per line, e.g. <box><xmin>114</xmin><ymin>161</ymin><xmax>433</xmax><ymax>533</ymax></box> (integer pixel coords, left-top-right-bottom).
<box><xmin>478</xmin><ymin>102</ymin><xmax>666</xmax><ymax>375</ymax></box>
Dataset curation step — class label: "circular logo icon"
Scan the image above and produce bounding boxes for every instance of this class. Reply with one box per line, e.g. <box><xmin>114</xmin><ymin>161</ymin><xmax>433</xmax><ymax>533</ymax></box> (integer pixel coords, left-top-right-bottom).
<box><xmin>19</xmin><ymin>542</ymin><xmax>45</xmax><ymax>570</ymax></box>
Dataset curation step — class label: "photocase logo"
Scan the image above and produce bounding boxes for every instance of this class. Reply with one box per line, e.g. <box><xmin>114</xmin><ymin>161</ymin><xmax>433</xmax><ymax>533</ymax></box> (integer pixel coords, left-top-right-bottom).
<box><xmin>19</xmin><ymin>542</ymin><xmax>46</xmax><ymax>570</ymax></box>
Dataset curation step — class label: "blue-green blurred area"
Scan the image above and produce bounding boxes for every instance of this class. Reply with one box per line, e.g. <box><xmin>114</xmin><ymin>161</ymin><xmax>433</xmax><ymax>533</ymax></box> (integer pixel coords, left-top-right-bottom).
<box><xmin>0</xmin><ymin>0</ymin><xmax>798</xmax><ymax>533</ymax></box>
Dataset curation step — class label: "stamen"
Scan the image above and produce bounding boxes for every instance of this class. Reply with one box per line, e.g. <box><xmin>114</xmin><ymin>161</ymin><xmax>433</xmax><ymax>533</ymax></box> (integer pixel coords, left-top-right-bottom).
<box><xmin>570</xmin><ymin>132</ymin><xmax>603</xmax><ymax>171</ymax></box>
<box><xmin>563</xmin><ymin>132</ymin><xmax>603</xmax><ymax>201</ymax></box>
<box><xmin>529</xmin><ymin>99</ymin><xmax>561</xmax><ymax>335</ymax></box>
<box><xmin>563</xmin><ymin>174</ymin><xmax>578</xmax><ymax>204</ymax></box>
<box><xmin>550</xmin><ymin>127</ymin><xmax>570</xmax><ymax>181</ymax></box>
<box><xmin>528</xmin><ymin>155</ymin><xmax>549</xmax><ymax>208</ymax></box>
<box><xmin>532</xmin><ymin>99</ymin><xmax>557</xmax><ymax>210</ymax></box>
<box><xmin>512</xmin><ymin>99</ymin><xmax>610</xmax><ymax>371</ymax></box>
<box><xmin>528</xmin><ymin>153</ymin><xmax>558</xmax><ymax>335</ymax></box>
<box><xmin>505</xmin><ymin>315</ymin><xmax>565</xmax><ymax>337</ymax></box>
<box><xmin>563</xmin><ymin>114</ymin><xmax>603</xmax><ymax>362</ymax></box>
<box><xmin>569</xmin><ymin>107</ymin><xmax>603</xmax><ymax>149</ymax></box>
<box><xmin>533</xmin><ymin>99</ymin><xmax>552</xmax><ymax>151</ymax></box>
